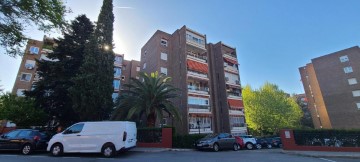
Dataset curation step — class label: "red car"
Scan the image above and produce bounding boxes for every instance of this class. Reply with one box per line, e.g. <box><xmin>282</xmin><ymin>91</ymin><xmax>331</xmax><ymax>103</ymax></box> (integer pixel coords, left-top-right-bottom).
<box><xmin>234</xmin><ymin>136</ymin><xmax>245</xmax><ymax>149</ymax></box>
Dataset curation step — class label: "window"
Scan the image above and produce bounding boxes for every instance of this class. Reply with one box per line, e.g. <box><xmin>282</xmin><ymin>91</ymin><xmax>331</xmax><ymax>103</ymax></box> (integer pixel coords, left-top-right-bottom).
<box><xmin>4</xmin><ymin>130</ymin><xmax>21</xmax><ymax>138</ymax></box>
<box><xmin>114</xmin><ymin>56</ymin><xmax>123</xmax><ymax>64</ymax></box>
<box><xmin>352</xmin><ymin>90</ymin><xmax>360</xmax><ymax>97</ymax></box>
<box><xmin>113</xmin><ymin>80</ymin><xmax>120</xmax><ymax>90</ymax></box>
<box><xmin>20</xmin><ymin>73</ymin><xmax>32</xmax><ymax>82</ymax></box>
<box><xmin>143</xmin><ymin>63</ymin><xmax>146</xmax><ymax>69</ymax></box>
<box><xmin>136</xmin><ymin>66</ymin><xmax>140</xmax><ymax>72</ymax></box>
<box><xmin>188</xmin><ymin>96</ymin><xmax>209</xmax><ymax>105</ymax></box>
<box><xmin>16</xmin><ymin>89</ymin><xmax>25</xmax><ymax>97</ymax></box>
<box><xmin>63</xmin><ymin>123</ymin><xmax>84</xmax><ymax>134</ymax></box>
<box><xmin>339</xmin><ymin>55</ymin><xmax>349</xmax><ymax>62</ymax></box>
<box><xmin>18</xmin><ymin>130</ymin><xmax>33</xmax><ymax>138</ymax></box>
<box><xmin>25</xmin><ymin>60</ymin><xmax>36</xmax><ymax>69</ymax></box>
<box><xmin>348</xmin><ymin>78</ymin><xmax>358</xmax><ymax>85</ymax></box>
<box><xmin>161</xmin><ymin>52</ymin><xmax>167</xmax><ymax>61</ymax></box>
<box><xmin>356</xmin><ymin>102</ymin><xmax>360</xmax><ymax>109</ymax></box>
<box><xmin>29</xmin><ymin>46</ymin><xmax>39</xmax><ymax>54</ymax></box>
<box><xmin>112</xmin><ymin>93</ymin><xmax>119</xmax><ymax>102</ymax></box>
<box><xmin>160</xmin><ymin>39</ymin><xmax>168</xmax><ymax>47</ymax></box>
<box><xmin>114</xmin><ymin>67</ymin><xmax>121</xmax><ymax>78</ymax></box>
<box><xmin>160</xmin><ymin>67</ymin><xmax>167</xmax><ymax>75</ymax></box>
<box><xmin>344</xmin><ymin>66</ymin><xmax>353</xmax><ymax>73</ymax></box>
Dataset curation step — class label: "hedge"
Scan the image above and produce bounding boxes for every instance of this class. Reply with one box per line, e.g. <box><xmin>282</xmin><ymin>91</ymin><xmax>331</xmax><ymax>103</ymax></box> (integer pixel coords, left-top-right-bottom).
<box><xmin>173</xmin><ymin>134</ymin><xmax>207</xmax><ymax>148</ymax></box>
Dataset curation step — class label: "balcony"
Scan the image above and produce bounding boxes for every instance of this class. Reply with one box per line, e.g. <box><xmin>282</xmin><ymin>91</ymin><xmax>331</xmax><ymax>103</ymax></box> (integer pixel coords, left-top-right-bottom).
<box><xmin>189</xmin><ymin>128</ymin><xmax>213</xmax><ymax>134</ymax></box>
<box><xmin>187</xmin><ymin>52</ymin><xmax>207</xmax><ymax>63</ymax></box>
<box><xmin>188</xmin><ymin>104</ymin><xmax>211</xmax><ymax>114</ymax></box>
<box><xmin>227</xmin><ymin>92</ymin><xmax>242</xmax><ymax>99</ymax></box>
<box><xmin>229</xmin><ymin>109</ymin><xmax>244</xmax><ymax>116</ymax></box>
<box><xmin>224</xmin><ymin>66</ymin><xmax>238</xmax><ymax>73</ymax></box>
<box><xmin>223</xmin><ymin>53</ymin><xmax>237</xmax><ymax>60</ymax></box>
<box><xmin>188</xmin><ymin>85</ymin><xmax>209</xmax><ymax>95</ymax></box>
<box><xmin>187</xmin><ymin>70</ymin><xmax>208</xmax><ymax>80</ymax></box>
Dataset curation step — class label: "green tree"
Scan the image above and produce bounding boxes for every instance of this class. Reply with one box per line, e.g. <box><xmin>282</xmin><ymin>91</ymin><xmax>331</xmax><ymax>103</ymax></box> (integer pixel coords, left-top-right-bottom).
<box><xmin>111</xmin><ymin>72</ymin><xmax>181</xmax><ymax>127</ymax></box>
<box><xmin>70</xmin><ymin>0</ymin><xmax>115</xmax><ymax>121</ymax></box>
<box><xmin>25</xmin><ymin>15</ymin><xmax>94</xmax><ymax>126</ymax></box>
<box><xmin>0</xmin><ymin>93</ymin><xmax>46</xmax><ymax>127</ymax></box>
<box><xmin>0</xmin><ymin>0</ymin><xmax>69</xmax><ymax>57</ymax></box>
<box><xmin>242</xmin><ymin>83</ymin><xmax>302</xmax><ymax>135</ymax></box>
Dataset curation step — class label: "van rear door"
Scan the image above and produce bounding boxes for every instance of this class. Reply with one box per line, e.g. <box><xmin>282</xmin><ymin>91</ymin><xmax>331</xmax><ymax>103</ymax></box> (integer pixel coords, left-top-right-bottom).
<box><xmin>124</xmin><ymin>122</ymin><xmax>137</xmax><ymax>149</ymax></box>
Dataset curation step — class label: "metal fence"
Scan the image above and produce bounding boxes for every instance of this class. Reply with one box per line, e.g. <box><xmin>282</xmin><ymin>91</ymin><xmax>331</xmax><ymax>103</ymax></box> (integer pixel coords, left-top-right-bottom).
<box><xmin>137</xmin><ymin>128</ymin><xmax>162</xmax><ymax>143</ymax></box>
<box><xmin>293</xmin><ymin>130</ymin><xmax>360</xmax><ymax>147</ymax></box>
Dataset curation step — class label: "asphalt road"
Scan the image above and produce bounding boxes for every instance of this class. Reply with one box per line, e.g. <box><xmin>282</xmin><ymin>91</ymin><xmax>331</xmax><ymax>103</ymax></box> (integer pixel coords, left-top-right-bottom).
<box><xmin>0</xmin><ymin>149</ymin><xmax>358</xmax><ymax>162</ymax></box>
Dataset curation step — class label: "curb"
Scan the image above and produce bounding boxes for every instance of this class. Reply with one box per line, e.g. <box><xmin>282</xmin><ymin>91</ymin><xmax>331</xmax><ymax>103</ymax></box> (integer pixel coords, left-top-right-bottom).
<box><xmin>131</xmin><ymin>148</ymin><xmax>194</xmax><ymax>153</ymax></box>
<box><xmin>281</xmin><ymin>150</ymin><xmax>360</xmax><ymax>159</ymax></box>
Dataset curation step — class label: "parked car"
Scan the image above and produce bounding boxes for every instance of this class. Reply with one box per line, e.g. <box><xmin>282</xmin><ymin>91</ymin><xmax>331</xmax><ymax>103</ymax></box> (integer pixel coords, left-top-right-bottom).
<box><xmin>239</xmin><ymin>135</ymin><xmax>257</xmax><ymax>150</ymax></box>
<box><xmin>47</xmin><ymin>121</ymin><xmax>137</xmax><ymax>157</ymax></box>
<box><xmin>234</xmin><ymin>136</ymin><xmax>245</xmax><ymax>149</ymax></box>
<box><xmin>272</xmin><ymin>137</ymin><xmax>282</xmax><ymax>148</ymax></box>
<box><xmin>0</xmin><ymin>129</ymin><xmax>50</xmax><ymax>155</ymax></box>
<box><xmin>255</xmin><ymin>138</ymin><xmax>272</xmax><ymax>149</ymax></box>
<box><xmin>195</xmin><ymin>133</ymin><xmax>239</xmax><ymax>152</ymax></box>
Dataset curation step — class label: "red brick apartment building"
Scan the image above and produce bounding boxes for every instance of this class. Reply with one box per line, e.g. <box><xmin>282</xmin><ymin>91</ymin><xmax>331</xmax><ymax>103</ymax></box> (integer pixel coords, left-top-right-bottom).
<box><xmin>141</xmin><ymin>26</ymin><xmax>246</xmax><ymax>135</ymax></box>
<box><xmin>299</xmin><ymin>46</ymin><xmax>360</xmax><ymax>129</ymax></box>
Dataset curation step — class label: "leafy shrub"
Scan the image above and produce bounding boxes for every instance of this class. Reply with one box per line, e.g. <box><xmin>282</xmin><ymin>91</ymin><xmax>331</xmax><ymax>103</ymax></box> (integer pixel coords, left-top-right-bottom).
<box><xmin>173</xmin><ymin>134</ymin><xmax>206</xmax><ymax>148</ymax></box>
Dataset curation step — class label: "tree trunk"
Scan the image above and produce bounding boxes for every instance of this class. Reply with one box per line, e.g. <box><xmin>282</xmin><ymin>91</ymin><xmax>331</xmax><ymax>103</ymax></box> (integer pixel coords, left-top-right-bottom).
<box><xmin>147</xmin><ymin>113</ymin><xmax>156</xmax><ymax>127</ymax></box>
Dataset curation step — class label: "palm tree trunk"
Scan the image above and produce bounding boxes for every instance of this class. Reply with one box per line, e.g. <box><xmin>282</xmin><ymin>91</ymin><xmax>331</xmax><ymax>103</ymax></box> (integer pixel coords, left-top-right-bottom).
<box><xmin>147</xmin><ymin>113</ymin><xmax>156</xmax><ymax>127</ymax></box>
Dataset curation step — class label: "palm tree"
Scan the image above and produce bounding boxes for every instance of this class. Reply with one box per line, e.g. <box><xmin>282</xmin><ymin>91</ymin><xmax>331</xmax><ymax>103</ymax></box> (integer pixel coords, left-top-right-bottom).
<box><xmin>111</xmin><ymin>72</ymin><xmax>181</xmax><ymax>127</ymax></box>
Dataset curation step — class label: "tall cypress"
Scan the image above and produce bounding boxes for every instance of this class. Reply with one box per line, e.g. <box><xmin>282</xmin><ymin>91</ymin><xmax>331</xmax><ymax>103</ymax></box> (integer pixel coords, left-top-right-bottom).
<box><xmin>70</xmin><ymin>0</ymin><xmax>115</xmax><ymax>121</ymax></box>
<box><xmin>26</xmin><ymin>15</ymin><xmax>94</xmax><ymax>126</ymax></box>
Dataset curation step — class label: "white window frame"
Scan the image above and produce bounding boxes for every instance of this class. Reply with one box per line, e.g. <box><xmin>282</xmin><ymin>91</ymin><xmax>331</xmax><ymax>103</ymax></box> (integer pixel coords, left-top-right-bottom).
<box><xmin>344</xmin><ymin>66</ymin><xmax>353</xmax><ymax>73</ymax></box>
<box><xmin>356</xmin><ymin>102</ymin><xmax>360</xmax><ymax>109</ymax></box>
<box><xmin>348</xmin><ymin>78</ymin><xmax>358</xmax><ymax>85</ymax></box>
<box><xmin>25</xmin><ymin>60</ymin><xmax>36</xmax><ymax>69</ymax></box>
<box><xmin>143</xmin><ymin>63</ymin><xmax>146</xmax><ymax>69</ymax></box>
<box><xmin>160</xmin><ymin>67</ymin><xmax>167</xmax><ymax>75</ymax></box>
<box><xmin>16</xmin><ymin>89</ymin><xmax>25</xmax><ymax>97</ymax></box>
<box><xmin>161</xmin><ymin>52</ymin><xmax>167</xmax><ymax>61</ymax></box>
<box><xmin>20</xmin><ymin>73</ymin><xmax>32</xmax><ymax>82</ymax></box>
<box><xmin>352</xmin><ymin>90</ymin><xmax>360</xmax><ymax>97</ymax></box>
<box><xmin>339</xmin><ymin>55</ymin><xmax>349</xmax><ymax>62</ymax></box>
<box><xmin>160</xmin><ymin>39</ymin><xmax>168</xmax><ymax>47</ymax></box>
<box><xmin>136</xmin><ymin>66</ymin><xmax>140</xmax><ymax>72</ymax></box>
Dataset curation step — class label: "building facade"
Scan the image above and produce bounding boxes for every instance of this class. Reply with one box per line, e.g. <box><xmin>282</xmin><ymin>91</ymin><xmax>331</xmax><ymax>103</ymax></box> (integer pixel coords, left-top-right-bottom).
<box><xmin>12</xmin><ymin>37</ymin><xmax>56</xmax><ymax>96</ymax></box>
<box><xmin>141</xmin><ymin>26</ymin><xmax>246</xmax><ymax>135</ymax></box>
<box><xmin>299</xmin><ymin>46</ymin><xmax>360</xmax><ymax>129</ymax></box>
<box><xmin>12</xmin><ymin>37</ymin><xmax>127</xmax><ymax>104</ymax></box>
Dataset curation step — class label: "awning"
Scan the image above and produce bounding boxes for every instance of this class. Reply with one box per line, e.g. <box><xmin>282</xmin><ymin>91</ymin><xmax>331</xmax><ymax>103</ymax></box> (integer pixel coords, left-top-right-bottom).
<box><xmin>228</xmin><ymin>99</ymin><xmax>244</xmax><ymax>109</ymax></box>
<box><xmin>224</xmin><ymin>57</ymin><xmax>238</xmax><ymax>65</ymax></box>
<box><xmin>187</xmin><ymin>60</ymin><xmax>208</xmax><ymax>73</ymax></box>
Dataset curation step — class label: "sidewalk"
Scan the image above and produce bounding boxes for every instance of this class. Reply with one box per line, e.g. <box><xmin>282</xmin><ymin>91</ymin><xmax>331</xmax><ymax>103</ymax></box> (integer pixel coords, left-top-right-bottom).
<box><xmin>282</xmin><ymin>150</ymin><xmax>360</xmax><ymax>159</ymax></box>
<box><xmin>131</xmin><ymin>147</ymin><xmax>194</xmax><ymax>153</ymax></box>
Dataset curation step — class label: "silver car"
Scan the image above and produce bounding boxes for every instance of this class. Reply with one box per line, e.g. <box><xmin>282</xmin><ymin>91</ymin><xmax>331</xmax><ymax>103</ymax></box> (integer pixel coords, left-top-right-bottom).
<box><xmin>195</xmin><ymin>133</ymin><xmax>239</xmax><ymax>152</ymax></box>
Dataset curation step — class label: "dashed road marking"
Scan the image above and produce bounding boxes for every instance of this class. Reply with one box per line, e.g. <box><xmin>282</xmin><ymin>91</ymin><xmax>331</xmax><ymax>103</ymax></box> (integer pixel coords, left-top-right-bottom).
<box><xmin>319</xmin><ymin>158</ymin><xmax>337</xmax><ymax>162</ymax></box>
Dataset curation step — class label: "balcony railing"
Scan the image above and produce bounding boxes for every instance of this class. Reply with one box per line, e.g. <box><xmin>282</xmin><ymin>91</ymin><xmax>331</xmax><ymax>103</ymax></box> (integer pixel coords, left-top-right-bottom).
<box><xmin>224</xmin><ymin>53</ymin><xmax>237</xmax><ymax>59</ymax></box>
<box><xmin>227</xmin><ymin>92</ymin><xmax>241</xmax><ymax>97</ymax></box>
<box><xmin>188</xmin><ymin>85</ymin><xmax>209</xmax><ymax>94</ymax></box>
<box><xmin>224</xmin><ymin>66</ymin><xmax>238</xmax><ymax>73</ymax></box>
<box><xmin>188</xmin><ymin>104</ymin><xmax>211</xmax><ymax>113</ymax></box>
<box><xmin>187</xmin><ymin>52</ymin><xmax>207</xmax><ymax>63</ymax></box>
<box><xmin>229</xmin><ymin>109</ymin><xmax>244</xmax><ymax>115</ymax></box>
<box><xmin>187</xmin><ymin>70</ymin><xmax>208</xmax><ymax>79</ymax></box>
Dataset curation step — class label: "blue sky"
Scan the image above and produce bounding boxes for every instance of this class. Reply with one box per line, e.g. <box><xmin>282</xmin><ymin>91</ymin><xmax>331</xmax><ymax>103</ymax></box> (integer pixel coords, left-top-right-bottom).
<box><xmin>1</xmin><ymin>0</ymin><xmax>360</xmax><ymax>94</ymax></box>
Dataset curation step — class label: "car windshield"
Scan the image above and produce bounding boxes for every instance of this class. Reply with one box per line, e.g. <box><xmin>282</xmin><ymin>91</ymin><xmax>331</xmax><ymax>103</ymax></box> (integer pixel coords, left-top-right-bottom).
<box><xmin>204</xmin><ymin>133</ymin><xmax>218</xmax><ymax>138</ymax></box>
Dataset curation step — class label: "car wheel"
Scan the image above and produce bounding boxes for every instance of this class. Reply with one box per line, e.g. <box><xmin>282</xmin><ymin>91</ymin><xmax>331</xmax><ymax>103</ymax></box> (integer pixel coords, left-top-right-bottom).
<box><xmin>213</xmin><ymin>143</ymin><xmax>220</xmax><ymax>152</ymax></box>
<box><xmin>51</xmin><ymin>143</ymin><xmax>63</xmax><ymax>156</ymax></box>
<box><xmin>102</xmin><ymin>144</ymin><xmax>116</xmax><ymax>158</ymax></box>
<box><xmin>256</xmin><ymin>144</ymin><xmax>262</xmax><ymax>149</ymax></box>
<box><xmin>233</xmin><ymin>143</ymin><xmax>239</xmax><ymax>151</ymax></box>
<box><xmin>21</xmin><ymin>144</ymin><xmax>32</xmax><ymax>155</ymax></box>
<box><xmin>245</xmin><ymin>143</ymin><xmax>253</xmax><ymax>150</ymax></box>
<box><xmin>267</xmin><ymin>144</ymin><xmax>272</xmax><ymax>149</ymax></box>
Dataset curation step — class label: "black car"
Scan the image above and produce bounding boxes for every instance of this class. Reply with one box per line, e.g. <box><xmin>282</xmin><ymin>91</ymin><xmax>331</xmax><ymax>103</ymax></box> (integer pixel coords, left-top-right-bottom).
<box><xmin>271</xmin><ymin>137</ymin><xmax>282</xmax><ymax>148</ymax></box>
<box><xmin>255</xmin><ymin>138</ymin><xmax>272</xmax><ymax>149</ymax></box>
<box><xmin>0</xmin><ymin>129</ymin><xmax>50</xmax><ymax>155</ymax></box>
<box><xmin>195</xmin><ymin>133</ymin><xmax>239</xmax><ymax>152</ymax></box>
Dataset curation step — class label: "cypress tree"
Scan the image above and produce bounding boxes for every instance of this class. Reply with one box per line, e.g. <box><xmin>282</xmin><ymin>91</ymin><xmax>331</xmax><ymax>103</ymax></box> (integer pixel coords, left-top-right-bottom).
<box><xmin>70</xmin><ymin>0</ymin><xmax>115</xmax><ymax>121</ymax></box>
<box><xmin>26</xmin><ymin>15</ymin><xmax>94</xmax><ymax>126</ymax></box>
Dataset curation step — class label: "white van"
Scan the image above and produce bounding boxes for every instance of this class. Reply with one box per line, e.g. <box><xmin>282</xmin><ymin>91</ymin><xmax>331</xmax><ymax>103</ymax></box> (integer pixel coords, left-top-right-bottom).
<box><xmin>46</xmin><ymin>121</ymin><xmax>137</xmax><ymax>157</ymax></box>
